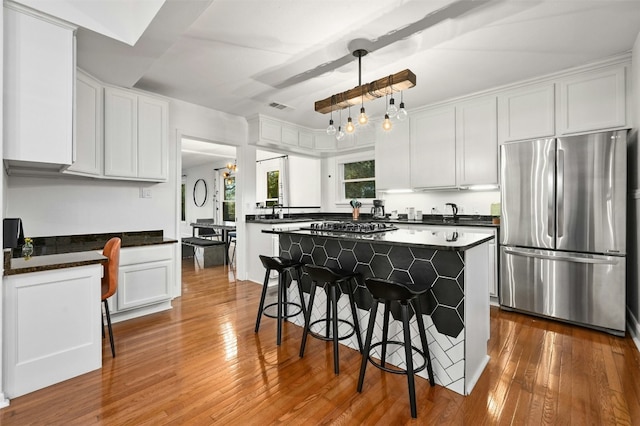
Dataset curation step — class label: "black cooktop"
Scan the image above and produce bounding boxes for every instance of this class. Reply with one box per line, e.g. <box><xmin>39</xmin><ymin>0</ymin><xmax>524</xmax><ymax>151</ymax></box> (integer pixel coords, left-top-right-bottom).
<box><xmin>300</xmin><ymin>222</ymin><xmax>398</xmax><ymax>234</ymax></box>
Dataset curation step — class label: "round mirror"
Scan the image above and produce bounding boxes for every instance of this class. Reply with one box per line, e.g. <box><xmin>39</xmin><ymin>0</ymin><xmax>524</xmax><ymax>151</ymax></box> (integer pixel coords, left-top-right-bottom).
<box><xmin>193</xmin><ymin>179</ymin><xmax>208</xmax><ymax>207</ymax></box>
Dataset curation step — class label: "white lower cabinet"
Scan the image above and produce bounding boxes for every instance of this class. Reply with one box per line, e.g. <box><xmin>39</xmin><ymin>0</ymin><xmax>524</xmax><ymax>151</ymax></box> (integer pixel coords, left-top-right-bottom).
<box><xmin>111</xmin><ymin>245</ymin><xmax>174</xmax><ymax>317</ymax></box>
<box><xmin>4</xmin><ymin>265</ymin><xmax>103</xmax><ymax>398</ymax></box>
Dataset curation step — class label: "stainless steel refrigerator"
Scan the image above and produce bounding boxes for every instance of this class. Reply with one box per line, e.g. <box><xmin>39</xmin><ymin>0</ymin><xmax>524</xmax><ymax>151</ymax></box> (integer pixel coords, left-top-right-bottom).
<box><xmin>500</xmin><ymin>130</ymin><xmax>627</xmax><ymax>335</ymax></box>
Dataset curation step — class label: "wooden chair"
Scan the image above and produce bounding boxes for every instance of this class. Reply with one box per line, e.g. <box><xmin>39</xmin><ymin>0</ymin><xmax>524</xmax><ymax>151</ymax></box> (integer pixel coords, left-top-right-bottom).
<box><xmin>102</xmin><ymin>237</ymin><xmax>121</xmax><ymax>357</ymax></box>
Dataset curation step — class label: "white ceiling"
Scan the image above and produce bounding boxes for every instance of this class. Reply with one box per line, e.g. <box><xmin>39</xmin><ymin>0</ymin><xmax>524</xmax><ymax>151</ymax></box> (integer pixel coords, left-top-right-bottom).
<box><xmin>74</xmin><ymin>0</ymin><xmax>640</xmax><ymax>132</ymax></box>
<box><xmin>181</xmin><ymin>138</ymin><xmax>236</xmax><ymax>170</ymax></box>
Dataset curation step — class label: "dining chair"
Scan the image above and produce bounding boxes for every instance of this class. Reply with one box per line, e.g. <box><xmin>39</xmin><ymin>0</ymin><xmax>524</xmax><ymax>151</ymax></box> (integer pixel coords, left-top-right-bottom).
<box><xmin>102</xmin><ymin>237</ymin><xmax>121</xmax><ymax>357</ymax></box>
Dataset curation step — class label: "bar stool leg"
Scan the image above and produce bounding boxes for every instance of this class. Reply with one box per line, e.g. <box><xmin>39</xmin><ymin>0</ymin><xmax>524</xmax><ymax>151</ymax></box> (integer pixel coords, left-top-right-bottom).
<box><xmin>325</xmin><ymin>286</ymin><xmax>331</xmax><ymax>339</ymax></box>
<box><xmin>413</xmin><ymin>299</ymin><xmax>435</xmax><ymax>386</ymax></box>
<box><xmin>401</xmin><ymin>303</ymin><xmax>417</xmax><ymax>418</ymax></box>
<box><xmin>357</xmin><ymin>299</ymin><xmax>379</xmax><ymax>392</ymax></box>
<box><xmin>276</xmin><ymin>271</ymin><xmax>284</xmax><ymax>346</ymax></box>
<box><xmin>299</xmin><ymin>280</ymin><xmax>317</xmax><ymax>357</ymax></box>
<box><xmin>381</xmin><ymin>300</ymin><xmax>391</xmax><ymax>367</ymax></box>
<box><xmin>294</xmin><ymin>266</ymin><xmax>307</xmax><ymax>326</ymax></box>
<box><xmin>283</xmin><ymin>270</ymin><xmax>289</xmax><ymax>320</ymax></box>
<box><xmin>330</xmin><ymin>284</ymin><xmax>340</xmax><ymax>374</ymax></box>
<box><xmin>255</xmin><ymin>268</ymin><xmax>271</xmax><ymax>333</ymax></box>
<box><xmin>347</xmin><ymin>278</ymin><xmax>363</xmax><ymax>353</ymax></box>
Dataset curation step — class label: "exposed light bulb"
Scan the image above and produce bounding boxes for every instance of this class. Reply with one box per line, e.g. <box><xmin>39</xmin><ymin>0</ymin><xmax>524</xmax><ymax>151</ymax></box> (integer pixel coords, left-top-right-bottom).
<box><xmin>358</xmin><ymin>107</ymin><xmax>368</xmax><ymax>125</ymax></box>
<box><xmin>382</xmin><ymin>114</ymin><xmax>393</xmax><ymax>131</ymax></box>
<box><xmin>336</xmin><ymin>126</ymin><xmax>345</xmax><ymax>141</ymax></box>
<box><xmin>326</xmin><ymin>119</ymin><xmax>337</xmax><ymax>135</ymax></box>
<box><xmin>345</xmin><ymin>117</ymin><xmax>355</xmax><ymax>134</ymax></box>
<box><xmin>397</xmin><ymin>102</ymin><xmax>408</xmax><ymax>121</ymax></box>
<box><xmin>387</xmin><ymin>97</ymin><xmax>398</xmax><ymax>116</ymax></box>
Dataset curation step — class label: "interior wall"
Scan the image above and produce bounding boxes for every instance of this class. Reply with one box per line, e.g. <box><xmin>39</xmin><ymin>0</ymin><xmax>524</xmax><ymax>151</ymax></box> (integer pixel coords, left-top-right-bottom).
<box><xmin>255</xmin><ymin>152</ymin><xmax>321</xmax><ymax>211</ymax></box>
<box><xmin>182</xmin><ymin>159</ymin><xmax>230</xmax><ymax>237</ymax></box>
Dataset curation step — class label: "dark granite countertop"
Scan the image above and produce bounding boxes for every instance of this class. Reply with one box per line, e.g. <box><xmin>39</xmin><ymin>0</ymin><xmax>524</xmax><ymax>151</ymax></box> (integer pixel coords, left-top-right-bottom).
<box><xmin>5</xmin><ymin>251</ymin><xmax>107</xmax><ymax>276</ymax></box>
<box><xmin>246</xmin><ymin>213</ymin><xmax>499</xmax><ymax>228</ymax></box>
<box><xmin>265</xmin><ymin>226</ymin><xmax>494</xmax><ymax>251</ymax></box>
<box><xmin>4</xmin><ymin>230</ymin><xmax>177</xmax><ymax>276</ymax></box>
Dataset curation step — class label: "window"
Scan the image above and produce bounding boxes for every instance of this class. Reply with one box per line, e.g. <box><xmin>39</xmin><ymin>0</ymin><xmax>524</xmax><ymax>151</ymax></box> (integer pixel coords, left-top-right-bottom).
<box><xmin>223</xmin><ymin>176</ymin><xmax>236</xmax><ymax>221</ymax></box>
<box><xmin>266</xmin><ymin>170</ymin><xmax>279</xmax><ymax>207</ymax></box>
<box><xmin>342</xmin><ymin>159</ymin><xmax>376</xmax><ymax>199</ymax></box>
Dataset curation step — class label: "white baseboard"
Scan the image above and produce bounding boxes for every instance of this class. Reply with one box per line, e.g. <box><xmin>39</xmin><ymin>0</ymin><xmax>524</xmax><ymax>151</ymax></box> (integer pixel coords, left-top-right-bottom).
<box><xmin>626</xmin><ymin>307</ymin><xmax>640</xmax><ymax>352</ymax></box>
<box><xmin>0</xmin><ymin>394</ymin><xmax>9</xmax><ymax>409</ymax></box>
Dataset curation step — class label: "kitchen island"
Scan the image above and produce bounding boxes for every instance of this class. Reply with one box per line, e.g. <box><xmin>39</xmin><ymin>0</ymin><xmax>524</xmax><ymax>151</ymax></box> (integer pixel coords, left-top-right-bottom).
<box><xmin>266</xmin><ymin>224</ymin><xmax>493</xmax><ymax>395</ymax></box>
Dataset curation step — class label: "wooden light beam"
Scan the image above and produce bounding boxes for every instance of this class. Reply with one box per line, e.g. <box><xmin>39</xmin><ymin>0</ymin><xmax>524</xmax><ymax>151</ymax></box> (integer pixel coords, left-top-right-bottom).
<box><xmin>314</xmin><ymin>69</ymin><xmax>416</xmax><ymax>114</ymax></box>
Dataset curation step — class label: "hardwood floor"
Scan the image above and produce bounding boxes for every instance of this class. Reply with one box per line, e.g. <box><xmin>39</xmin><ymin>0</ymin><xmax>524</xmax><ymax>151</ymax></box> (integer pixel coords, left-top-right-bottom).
<box><xmin>2</xmin><ymin>259</ymin><xmax>640</xmax><ymax>424</ymax></box>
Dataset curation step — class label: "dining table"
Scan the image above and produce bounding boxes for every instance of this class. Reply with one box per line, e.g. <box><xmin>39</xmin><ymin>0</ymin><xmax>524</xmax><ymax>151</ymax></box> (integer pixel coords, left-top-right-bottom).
<box><xmin>190</xmin><ymin>221</ymin><xmax>236</xmax><ymax>264</ymax></box>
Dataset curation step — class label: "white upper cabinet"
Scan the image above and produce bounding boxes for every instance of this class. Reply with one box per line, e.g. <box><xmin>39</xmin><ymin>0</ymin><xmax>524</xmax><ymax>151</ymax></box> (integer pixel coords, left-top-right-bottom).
<box><xmin>248</xmin><ymin>115</ymin><xmax>317</xmax><ymax>152</ymax></box>
<box><xmin>557</xmin><ymin>65</ymin><xmax>627</xmax><ymax>135</ymax></box>
<box><xmin>66</xmin><ymin>70</ymin><xmax>103</xmax><ymax>176</ymax></box>
<box><xmin>456</xmin><ymin>96</ymin><xmax>498</xmax><ymax>186</ymax></box>
<box><xmin>104</xmin><ymin>87</ymin><xmax>168</xmax><ymax>181</ymax></box>
<box><xmin>3</xmin><ymin>4</ymin><xmax>76</xmax><ymax>170</ymax></box>
<box><xmin>410</xmin><ymin>106</ymin><xmax>456</xmax><ymax>189</ymax></box>
<box><xmin>375</xmin><ymin>120</ymin><xmax>410</xmax><ymax>190</ymax></box>
<box><xmin>498</xmin><ymin>83</ymin><xmax>555</xmax><ymax>142</ymax></box>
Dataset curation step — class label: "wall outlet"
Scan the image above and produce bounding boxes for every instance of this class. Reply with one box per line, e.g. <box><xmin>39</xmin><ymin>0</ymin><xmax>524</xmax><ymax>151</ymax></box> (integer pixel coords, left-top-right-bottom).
<box><xmin>140</xmin><ymin>188</ymin><xmax>152</xmax><ymax>198</ymax></box>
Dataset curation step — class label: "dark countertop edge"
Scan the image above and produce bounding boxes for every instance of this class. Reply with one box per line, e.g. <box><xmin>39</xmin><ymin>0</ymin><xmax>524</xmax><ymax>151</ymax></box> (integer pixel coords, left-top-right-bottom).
<box><xmin>246</xmin><ymin>214</ymin><xmax>499</xmax><ymax>228</ymax></box>
<box><xmin>5</xmin><ymin>251</ymin><xmax>108</xmax><ymax>276</ymax></box>
<box><xmin>264</xmin><ymin>229</ymin><xmax>494</xmax><ymax>252</ymax></box>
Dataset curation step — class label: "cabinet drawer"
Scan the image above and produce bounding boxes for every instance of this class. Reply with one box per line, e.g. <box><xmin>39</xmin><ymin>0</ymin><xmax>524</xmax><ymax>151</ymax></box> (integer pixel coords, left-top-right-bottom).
<box><xmin>120</xmin><ymin>244</ymin><xmax>173</xmax><ymax>265</ymax></box>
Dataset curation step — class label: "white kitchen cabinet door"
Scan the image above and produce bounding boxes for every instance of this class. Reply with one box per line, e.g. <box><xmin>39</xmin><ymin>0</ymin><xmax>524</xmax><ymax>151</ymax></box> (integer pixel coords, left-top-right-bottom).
<box><xmin>299</xmin><ymin>131</ymin><xmax>314</xmax><ymax>149</ymax></box>
<box><xmin>104</xmin><ymin>87</ymin><xmax>168</xmax><ymax>181</ymax></box>
<box><xmin>498</xmin><ymin>83</ymin><xmax>555</xmax><ymax>142</ymax></box>
<box><xmin>115</xmin><ymin>245</ymin><xmax>174</xmax><ymax>312</ymax></box>
<box><xmin>66</xmin><ymin>70</ymin><xmax>103</xmax><ymax>176</ymax></box>
<box><xmin>375</xmin><ymin>119</ymin><xmax>410</xmax><ymax>190</ymax></box>
<box><xmin>281</xmin><ymin>125</ymin><xmax>299</xmax><ymax>146</ymax></box>
<box><xmin>557</xmin><ymin>66</ymin><xmax>627</xmax><ymax>135</ymax></box>
<box><xmin>410</xmin><ymin>106</ymin><xmax>456</xmax><ymax>189</ymax></box>
<box><xmin>3</xmin><ymin>5</ymin><xmax>76</xmax><ymax>168</ymax></box>
<box><xmin>104</xmin><ymin>87</ymin><xmax>138</xmax><ymax>178</ymax></box>
<box><xmin>314</xmin><ymin>132</ymin><xmax>337</xmax><ymax>151</ymax></box>
<box><xmin>4</xmin><ymin>265</ymin><xmax>102</xmax><ymax>398</ymax></box>
<box><xmin>138</xmin><ymin>95</ymin><xmax>168</xmax><ymax>180</ymax></box>
<box><xmin>456</xmin><ymin>96</ymin><xmax>498</xmax><ymax>186</ymax></box>
<box><xmin>488</xmin><ymin>240</ymin><xmax>497</xmax><ymax>298</ymax></box>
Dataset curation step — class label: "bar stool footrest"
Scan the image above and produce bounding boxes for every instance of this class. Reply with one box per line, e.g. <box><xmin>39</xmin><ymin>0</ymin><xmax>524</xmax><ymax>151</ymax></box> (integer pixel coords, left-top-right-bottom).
<box><xmin>308</xmin><ymin>318</ymin><xmax>356</xmax><ymax>342</ymax></box>
<box><xmin>262</xmin><ymin>302</ymin><xmax>304</xmax><ymax>320</ymax></box>
<box><xmin>367</xmin><ymin>340</ymin><xmax>427</xmax><ymax>375</ymax></box>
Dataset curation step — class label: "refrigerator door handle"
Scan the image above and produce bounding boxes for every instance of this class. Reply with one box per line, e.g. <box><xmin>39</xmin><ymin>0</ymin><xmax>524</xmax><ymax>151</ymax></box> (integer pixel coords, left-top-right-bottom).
<box><xmin>556</xmin><ymin>149</ymin><xmax>564</xmax><ymax>239</ymax></box>
<box><xmin>503</xmin><ymin>247</ymin><xmax>620</xmax><ymax>265</ymax></box>
<box><xmin>547</xmin><ymin>148</ymin><xmax>555</xmax><ymax>238</ymax></box>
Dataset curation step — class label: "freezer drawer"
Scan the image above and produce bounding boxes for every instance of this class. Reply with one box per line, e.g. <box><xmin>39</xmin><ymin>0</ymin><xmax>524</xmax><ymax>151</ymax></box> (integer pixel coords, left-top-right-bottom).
<box><xmin>500</xmin><ymin>246</ymin><xmax>625</xmax><ymax>334</ymax></box>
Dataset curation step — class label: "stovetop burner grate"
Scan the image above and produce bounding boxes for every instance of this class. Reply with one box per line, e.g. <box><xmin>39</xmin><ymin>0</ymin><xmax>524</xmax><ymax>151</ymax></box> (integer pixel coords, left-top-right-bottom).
<box><xmin>300</xmin><ymin>222</ymin><xmax>398</xmax><ymax>234</ymax></box>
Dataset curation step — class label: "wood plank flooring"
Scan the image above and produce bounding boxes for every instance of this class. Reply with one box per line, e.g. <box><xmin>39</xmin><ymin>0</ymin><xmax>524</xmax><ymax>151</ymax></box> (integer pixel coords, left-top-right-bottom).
<box><xmin>2</xmin><ymin>259</ymin><xmax>640</xmax><ymax>424</ymax></box>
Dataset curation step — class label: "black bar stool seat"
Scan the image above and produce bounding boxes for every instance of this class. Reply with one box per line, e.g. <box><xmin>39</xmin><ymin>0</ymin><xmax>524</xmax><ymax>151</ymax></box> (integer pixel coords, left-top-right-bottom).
<box><xmin>299</xmin><ymin>264</ymin><xmax>364</xmax><ymax>375</ymax></box>
<box><xmin>255</xmin><ymin>255</ymin><xmax>306</xmax><ymax>345</ymax></box>
<box><xmin>357</xmin><ymin>277</ymin><xmax>435</xmax><ymax>419</ymax></box>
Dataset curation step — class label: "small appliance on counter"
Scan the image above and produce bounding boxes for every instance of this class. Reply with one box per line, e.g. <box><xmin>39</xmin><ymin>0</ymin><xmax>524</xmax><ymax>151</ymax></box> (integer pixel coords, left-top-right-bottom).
<box><xmin>371</xmin><ymin>199</ymin><xmax>385</xmax><ymax>219</ymax></box>
<box><xmin>3</xmin><ymin>218</ymin><xmax>25</xmax><ymax>249</ymax></box>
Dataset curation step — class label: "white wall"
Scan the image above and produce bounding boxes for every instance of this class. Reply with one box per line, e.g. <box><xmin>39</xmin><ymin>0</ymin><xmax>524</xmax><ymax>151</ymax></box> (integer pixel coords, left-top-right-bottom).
<box><xmin>255</xmin><ymin>151</ymin><xmax>321</xmax><ymax>211</ymax></box>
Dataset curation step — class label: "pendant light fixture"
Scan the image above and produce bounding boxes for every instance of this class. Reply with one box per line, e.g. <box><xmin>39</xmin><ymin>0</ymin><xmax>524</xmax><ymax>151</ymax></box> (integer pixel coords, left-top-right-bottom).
<box><xmin>315</xmin><ymin>42</ymin><xmax>416</xmax><ymax>136</ymax></box>
<box><xmin>354</xmin><ymin>49</ymin><xmax>369</xmax><ymax>126</ymax></box>
<box><xmin>336</xmin><ymin>109</ymin><xmax>345</xmax><ymax>141</ymax></box>
<box><xmin>382</xmin><ymin>94</ymin><xmax>393</xmax><ymax>131</ymax></box>
<box><xmin>345</xmin><ymin>105</ymin><xmax>355</xmax><ymax>134</ymax></box>
<box><xmin>326</xmin><ymin>95</ymin><xmax>337</xmax><ymax>135</ymax></box>
<box><xmin>397</xmin><ymin>90</ymin><xmax>408</xmax><ymax>121</ymax></box>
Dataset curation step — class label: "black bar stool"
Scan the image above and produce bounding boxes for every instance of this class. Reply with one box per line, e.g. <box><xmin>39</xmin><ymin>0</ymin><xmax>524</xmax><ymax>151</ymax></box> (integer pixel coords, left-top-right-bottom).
<box><xmin>255</xmin><ymin>255</ymin><xmax>306</xmax><ymax>345</ymax></box>
<box><xmin>357</xmin><ymin>277</ymin><xmax>435</xmax><ymax>419</ymax></box>
<box><xmin>299</xmin><ymin>264</ymin><xmax>363</xmax><ymax>375</ymax></box>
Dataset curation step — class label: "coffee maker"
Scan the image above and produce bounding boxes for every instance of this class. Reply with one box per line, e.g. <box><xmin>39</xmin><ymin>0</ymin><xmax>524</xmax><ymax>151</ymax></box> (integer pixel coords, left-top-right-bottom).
<box><xmin>371</xmin><ymin>199</ymin><xmax>385</xmax><ymax>219</ymax></box>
